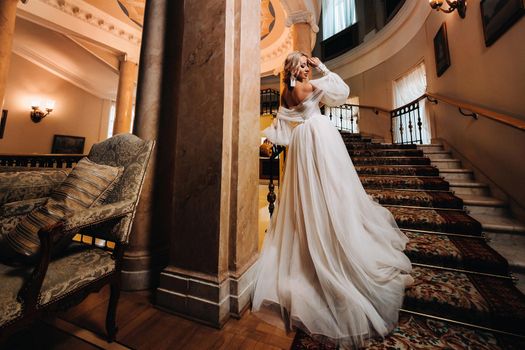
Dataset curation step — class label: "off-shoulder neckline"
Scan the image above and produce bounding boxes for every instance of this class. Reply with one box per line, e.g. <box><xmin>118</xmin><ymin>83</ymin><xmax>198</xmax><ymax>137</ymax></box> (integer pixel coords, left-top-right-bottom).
<box><xmin>281</xmin><ymin>88</ymin><xmax>323</xmax><ymax>111</ymax></box>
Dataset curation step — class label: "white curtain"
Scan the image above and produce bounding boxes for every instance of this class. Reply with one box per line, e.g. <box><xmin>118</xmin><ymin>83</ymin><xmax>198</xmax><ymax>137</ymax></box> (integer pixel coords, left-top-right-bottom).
<box><xmin>392</xmin><ymin>62</ymin><xmax>430</xmax><ymax>144</ymax></box>
<box><xmin>322</xmin><ymin>0</ymin><xmax>357</xmax><ymax>40</ymax></box>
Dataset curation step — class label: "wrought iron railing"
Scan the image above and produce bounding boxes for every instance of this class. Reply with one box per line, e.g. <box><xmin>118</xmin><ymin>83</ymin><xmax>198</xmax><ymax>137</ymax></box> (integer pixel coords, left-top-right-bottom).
<box><xmin>260</xmin><ymin>88</ymin><xmax>280</xmax><ymax>116</ymax></box>
<box><xmin>267</xmin><ymin>145</ymin><xmax>285</xmax><ymax>216</ymax></box>
<box><xmin>325</xmin><ymin>104</ymin><xmax>360</xmax><ymax>133</ymax></box>
<box><xmin>0</xmin><ymin>154</ymin><xmax>84</xmax><ymax>169</ymax></box>
<box><xmin>390</xmin><ymin>96</ymin><xmax>427</xmax><ymax>145</ymax></box>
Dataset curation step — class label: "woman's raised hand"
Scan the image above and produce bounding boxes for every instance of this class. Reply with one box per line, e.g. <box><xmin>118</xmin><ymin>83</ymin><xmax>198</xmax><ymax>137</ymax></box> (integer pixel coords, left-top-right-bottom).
<box><xmin>307</xmin><ymin>57</ymin><xmax>322</xmax><ymax>68</ymax></box>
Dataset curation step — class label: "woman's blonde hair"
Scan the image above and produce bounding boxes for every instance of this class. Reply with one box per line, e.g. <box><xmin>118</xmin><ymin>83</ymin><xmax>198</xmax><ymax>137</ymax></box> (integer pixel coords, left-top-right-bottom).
<box><xmin>283</xmin><ymin>51</ymin><xmax>309</xmax><ymax>89</ymax></box>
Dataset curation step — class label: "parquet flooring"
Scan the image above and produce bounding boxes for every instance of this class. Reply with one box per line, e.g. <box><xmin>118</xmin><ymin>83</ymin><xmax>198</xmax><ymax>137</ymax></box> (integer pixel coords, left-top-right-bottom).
<box><xmin>2</xmin><ymin>286</ymin><xmax>295</xmax><ymax>350</ymax></box>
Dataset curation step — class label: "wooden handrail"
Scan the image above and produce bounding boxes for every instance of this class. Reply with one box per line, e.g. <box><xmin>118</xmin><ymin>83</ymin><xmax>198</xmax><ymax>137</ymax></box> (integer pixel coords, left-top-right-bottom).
<box><xmin>260</xmin><ymin>88</ymin><xmax>525</xmax><ymax>132</ymax></box>
<box><xmin>390</xmin><ymin>94</ymin><xmax>428</xmax><ymax>115</ymax></box>
<box><xmin>345</xmin><ymin>104</ymin><xmax>390</xmax><ymax>115</ymax></box>
<box><xmin>346</xmin><ymin>92</ymin><xmax>525</xmax><ymax>132</ymax></box>
<box><xmin>425</xmin><ymin>92</ymin><xmax>525</xmax><ymax>132</ymax></box>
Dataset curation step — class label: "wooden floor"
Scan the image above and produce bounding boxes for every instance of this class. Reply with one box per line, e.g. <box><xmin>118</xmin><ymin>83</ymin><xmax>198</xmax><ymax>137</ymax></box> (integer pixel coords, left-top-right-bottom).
<box><xmin>3</xmin><ymin>286</ymin><xmax>295</xmax><ymax>350</ymax></box>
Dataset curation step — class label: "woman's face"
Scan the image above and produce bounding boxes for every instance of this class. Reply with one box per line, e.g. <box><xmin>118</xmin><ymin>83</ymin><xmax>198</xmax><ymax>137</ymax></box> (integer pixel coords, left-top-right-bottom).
<box><xmin>295</xmin><ymin>56</ymin><xmax>310</xmax><ymax>81</ymax></box>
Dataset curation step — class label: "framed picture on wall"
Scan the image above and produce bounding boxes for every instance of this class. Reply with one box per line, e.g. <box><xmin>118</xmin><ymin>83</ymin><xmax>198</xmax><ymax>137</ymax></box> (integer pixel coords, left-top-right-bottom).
<box><xmin>481</xmin><ymin>0</ymin><xmax>525</xmax><ymax>47</ymax></box>
<box><xmin>0</xmin><ymin>110</ymin><xmax>7</xmax><ymax>139</ymax></box>
<box><xmin>51</xmin><ymin>134</ymin><xmax>85</xmax><ymax>154</ymax></box>
<box><xmin>433</xmin><ymin>23</ymin><xmax>451</xmax><ymax>78</ymax></box>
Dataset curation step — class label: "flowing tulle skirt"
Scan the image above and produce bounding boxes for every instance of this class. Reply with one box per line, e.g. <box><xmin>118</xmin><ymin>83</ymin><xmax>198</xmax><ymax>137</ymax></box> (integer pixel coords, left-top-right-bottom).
<box><xmin>252</xmin><ymin>114</ymin><xmax>412</xmax><ymax>347</ymax></box>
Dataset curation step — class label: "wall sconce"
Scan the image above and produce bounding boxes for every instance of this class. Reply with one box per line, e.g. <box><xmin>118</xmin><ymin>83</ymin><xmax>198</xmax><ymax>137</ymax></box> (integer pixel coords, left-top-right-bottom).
<box><xmin>30</xmin><ymin>100</ymin><xmax>55</xmax><ymax>123</ymax></box>
<box><xmin>429</xmin><ymin>0</ymin><xmax>467</xmax><ymax>18</ymax></box>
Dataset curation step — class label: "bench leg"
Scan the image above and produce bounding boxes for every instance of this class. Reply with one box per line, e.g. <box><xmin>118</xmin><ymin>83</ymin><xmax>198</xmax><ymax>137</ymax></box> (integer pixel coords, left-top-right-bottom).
<box><xmin>106</xmin><ymin>282</ymin><xmax>120</xmax><ymax>342</ymax></box>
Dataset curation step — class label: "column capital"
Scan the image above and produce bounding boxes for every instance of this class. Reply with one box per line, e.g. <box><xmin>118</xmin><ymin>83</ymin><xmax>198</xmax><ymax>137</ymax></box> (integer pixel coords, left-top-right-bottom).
<box><xmin>285</xmin><ymin>10</ymin><xmax>319</xmax><ymax>33</ymax></box>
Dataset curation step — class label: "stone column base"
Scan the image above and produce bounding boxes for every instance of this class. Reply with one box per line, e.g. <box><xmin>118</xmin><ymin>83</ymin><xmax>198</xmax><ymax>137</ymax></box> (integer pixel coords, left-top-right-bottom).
<box><xmin>121</xmin><ymin>248</ymin><xmax>169</xmax><ymax>291</ymax></box>
<box><xmin>156</xmin><ymin>261</ymin><xmax>258</xmax><ymax>328</ymax></box>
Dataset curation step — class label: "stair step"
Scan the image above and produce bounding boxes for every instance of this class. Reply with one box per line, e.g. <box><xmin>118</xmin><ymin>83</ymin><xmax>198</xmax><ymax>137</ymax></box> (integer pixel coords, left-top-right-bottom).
<box><xmin>387</xmin><ymin>206</ymin><xmax>482</xmax><ymax>235</ymax></box>
<box><xmin>348</xmin><ymin>149</ymin><xmax>424</xmax><ymax>157</ymax></box>
<box><xmin>431</xmin><ymin>159</ymin><xmax>462</xmax><ymax>169</ymax></box>
<box><xmin>486</xmin><ymin>233</ymin><xmax>525</xmax><ymax>274</ymax></box>
<box><xmin>355</xmin><ymin>165</ymin><xmax>439</xmax><ymax>176</ymax></box>
<box><xmin>404</xmin><ymin>231</ymin><xmax>508</xmax><ymax>274</ymax></box>
<box><xmin>417</xmin><ymin>144</ymin><xmax>444</xmax><ymax>152</ymax></box>
<box><xmin>346</xmin><ymin>143</ymin><xmax>418</xmax><ymax>150</ymax></box>
<box><xmin>470</xmin><ymin>213</ymin><xmax>525</xmax><ymax>235</ymax></box>
<box><xmin>405</xmin><ymin>265</ymin><xmax>525</xmax><ymax>335</ymax></box>
<box><xmin>352</xmin><ymin>156</ymin><xmax>431</xmax><ymax>166</ymax></box>
<box><xmin>513</xmin><ymin>272</ymin><xmax>525</xmax><ymax>295</ymax></box>
<box><xmin>439</xmin><ymin>168</ymin><xmax>474</xmax><ymax>181</ymax></box>
<box><xmin>458</xmin><ymin>194</ymin><xmax>508</xmax><ymax>216</ymax></box>
<box><xmin>367</xmin><ymin>189</ymin><xmax>463</xmax><ymax>209</ymax></box>
<box><xmin>423</xmin><ymin>151</ymin><xmax>453</xmax><ymax>160</ymax></box>
<box><xmin>449</xmin><ymin>181</ymin><xmax>490</xmax><ymax>196</ymax></box>
<box><xmin>359</xmin><ymin>175</ymin><xmax>449</xmax><ymax>191</ymax></box>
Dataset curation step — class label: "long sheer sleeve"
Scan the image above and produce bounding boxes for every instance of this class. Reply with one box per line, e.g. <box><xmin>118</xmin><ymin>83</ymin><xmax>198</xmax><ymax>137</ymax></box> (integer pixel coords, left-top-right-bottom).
<box><xmin>263</xmin><ymin>109</ymin><xmax>307</xmax><ymax>146</ymax></box>
<box><xmin>263</xmin><ymin>117</ymin><xmax>293</xmax><ymax>146</ymax></box>
<box><xmin>310</xmin><ymin>71</ymin><xmax>350</xmax><ymax>107</ymax></box>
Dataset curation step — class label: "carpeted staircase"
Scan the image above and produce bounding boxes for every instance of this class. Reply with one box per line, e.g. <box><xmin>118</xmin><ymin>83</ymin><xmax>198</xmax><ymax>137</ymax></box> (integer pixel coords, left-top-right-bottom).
<box><xmin>291</xmin><ymin>133</ymin><xmax>525</xmax><ymax>349</ymax></box>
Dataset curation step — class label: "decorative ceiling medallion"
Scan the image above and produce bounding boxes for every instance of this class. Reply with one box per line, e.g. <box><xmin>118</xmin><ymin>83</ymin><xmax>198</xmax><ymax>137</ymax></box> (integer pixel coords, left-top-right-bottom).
<box><xmin>37</xmin><ymin>0</ymin><xmax>141</xmax><ymax>45</ymax></box>
<box><xmin>261</xmin><ymin>0</ymin><xmax>276</xmax><ymax>40</ymax></box>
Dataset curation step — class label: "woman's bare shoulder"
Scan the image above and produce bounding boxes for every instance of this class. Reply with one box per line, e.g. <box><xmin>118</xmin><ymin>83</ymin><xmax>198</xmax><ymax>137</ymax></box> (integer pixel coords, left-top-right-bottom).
<box><xmin>292</xmin><ymin>81</ymin><xmax>315</xmax><ymax>102</ymax></box>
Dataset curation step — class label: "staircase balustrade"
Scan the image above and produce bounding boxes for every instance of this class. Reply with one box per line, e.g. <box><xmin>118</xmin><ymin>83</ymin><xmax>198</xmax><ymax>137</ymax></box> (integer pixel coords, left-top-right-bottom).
<box><xmin>0</xmin><ymin>154</ymin><xmax>84</xmax><ymax>170</ymax></box>
<box><xmin>325</xmin><ymin>104</ymin><xmax>359</xmax><ymax>133</ymax></box>
<box><xmin>262</xmin><ymin>90</ymin><xmax>525</xmax><ymax>219</ymax></box>
<box><xmin>260</xmin><ymin>88</ymin><xmax>280</xmax><ymax>116</ymax></box>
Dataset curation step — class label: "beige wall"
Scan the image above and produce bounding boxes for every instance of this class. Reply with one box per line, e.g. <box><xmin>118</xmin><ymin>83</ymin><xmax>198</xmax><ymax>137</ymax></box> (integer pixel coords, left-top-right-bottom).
<box><xmin>0</xmin><ymin>53</ymin><xmax>111</xmax><ymax>154</ymax></box>
<box><xmin>350</xmin><ymin>2</ymin><xmax>525</xmax><ymax>135</ymax></box>
<box><xmin>347</xmin><ymin>1</ymin><xmax>525</xmax><ymax>218</ymax></box>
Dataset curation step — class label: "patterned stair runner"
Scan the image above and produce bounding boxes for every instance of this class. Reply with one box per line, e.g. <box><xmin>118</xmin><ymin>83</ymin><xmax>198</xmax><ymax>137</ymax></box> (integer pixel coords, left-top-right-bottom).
<box><xmin>359</xmin><ymin>175</ymin><xmax>450</xmax><ymax>190</ymax></box>
<box><xmin>355</xmin><ymin>165</ymin><xmax>439</xmax><ymax>176</ymax></box>
<box><xmin>404</xmin><ymin>230</ymin><xmax>508</xmax><ymax>274</ymax></box>
<box><xmin>366</xmin><ymin>189</ymin><xmax>463</xmax><ymax>209</ymax></box>
<box><xmin>292</xmin><ymin>133</ymin><xmax>525</xmax><ymax>349</ymax></box>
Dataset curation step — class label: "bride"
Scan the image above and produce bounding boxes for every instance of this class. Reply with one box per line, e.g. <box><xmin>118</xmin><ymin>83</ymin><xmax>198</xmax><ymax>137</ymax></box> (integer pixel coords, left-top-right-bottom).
<box><xmin>252</xmin><ymin>51</ymin><xmax>413</xmax><ymax>347</ymax></box>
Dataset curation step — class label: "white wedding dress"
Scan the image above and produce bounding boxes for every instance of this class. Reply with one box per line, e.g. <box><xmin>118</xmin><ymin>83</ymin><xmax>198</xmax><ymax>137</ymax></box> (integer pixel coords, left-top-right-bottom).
<box><xmin>252</xmin><ymin>70</ymin><xmax>412</xmax><ymax>347</ymax></box>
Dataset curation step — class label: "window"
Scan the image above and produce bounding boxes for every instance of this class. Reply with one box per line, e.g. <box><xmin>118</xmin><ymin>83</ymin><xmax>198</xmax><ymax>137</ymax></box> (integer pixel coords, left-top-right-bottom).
<box><xmin>392</xmin><ymin>62</ymin><xmax>431</xmax><ymax>144</ymax></box>
<box><xmin>107</xmin><ymin>102</ymin><xmax>135</xmax><ymax>138</ymax></box>
<box><xmin>107</xmin><ymin>102</ymin><xmax>116</xmax><ymax>138</ymax></box>
<box><xmin>322</xmin><ymin>0</ymin><xmax>357</xmax><ymax>40</ymax></box>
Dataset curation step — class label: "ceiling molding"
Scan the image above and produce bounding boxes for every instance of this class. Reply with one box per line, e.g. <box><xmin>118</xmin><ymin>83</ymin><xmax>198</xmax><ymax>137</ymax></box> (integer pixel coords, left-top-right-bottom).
<box><xmin>12</xmin><ymin>41</ymin><xmax>117</xmax><ymax>99</ymax></box>
<box><xmin>66</xmin><ymin>34</ymin><xmax>120</xmax><ymax>73</ymax></box>
<box><xmin>17</xmin><ymin>0</ymin><xmax>141</xmax><ymax>62</ymax></box>
<box><xmin>326</xmin><ymin>0</ymin><xmax>431</xmax><ymax>80</ymax></box>
<box><xmin>260</xmin><ymin>0</ymin><xmax>293</xmax><ymax>77</ymax></box>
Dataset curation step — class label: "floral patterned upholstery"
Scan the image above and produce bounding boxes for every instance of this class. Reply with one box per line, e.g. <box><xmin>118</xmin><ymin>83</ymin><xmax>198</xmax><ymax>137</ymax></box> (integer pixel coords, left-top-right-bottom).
<box><xmin>0</xmin><ymin>244</ymin><xmax>114</xmax><ymax>327</ymax></box>
<box><xmin>0</xmin><ymin>133</ymin><xmax>154</xmax><ymax>341</ymax></box>
<box><xmin>0</xmin><ymin>170</ymin><xmax>68</xmax><ymax>206</ymax></box>
<box><xmin>87</xmin><ymin>134</ymin><xmax>154</xmax><ymax>244</ymax></box>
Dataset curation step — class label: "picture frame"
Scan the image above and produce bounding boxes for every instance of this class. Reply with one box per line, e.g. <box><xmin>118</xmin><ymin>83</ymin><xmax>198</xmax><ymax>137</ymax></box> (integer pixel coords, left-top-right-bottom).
<box><xmin>480</xmin><ymin>0</ymin><xmax>524</xmax><ymax>47</ymax></box>
<box><xmin>0</xmin><ymin>110</ymin><xmax>7</xmax><ymax>139</ymax></box>
<box><xmin>51</xmin><ymin>134</ymin><xmax>85</xmax><ymax>154</ymax></box>
<box><xmin>433</xmin><ymin>23</ymin><xmax>451</xmax><ymax>78</ymax></box>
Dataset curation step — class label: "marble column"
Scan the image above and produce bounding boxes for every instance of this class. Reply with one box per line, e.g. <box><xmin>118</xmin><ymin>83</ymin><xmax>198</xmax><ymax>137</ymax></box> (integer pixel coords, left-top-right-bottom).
<box><xmin>156</xmin><ymin>0</ymin><xmax>260</xmax><ymax>327</ymax></box>
<box><xmin>113</xmin><ymin>59</ymin><xmax>138</xmax><ymax>135</ymax></box>
<box><xmin>122</xmin><ymin>0</ymin><xmax>170</xmax><ymax>290</ymax></box>
<box><xmin>0</xmin><ymin>0</ymin><xmax>18</xmax><ymax>110</ymax></box>
<box><xmin>292</xmin><ymin>22</ymin><xmax>312</xmax><ymax>54</ymax></box>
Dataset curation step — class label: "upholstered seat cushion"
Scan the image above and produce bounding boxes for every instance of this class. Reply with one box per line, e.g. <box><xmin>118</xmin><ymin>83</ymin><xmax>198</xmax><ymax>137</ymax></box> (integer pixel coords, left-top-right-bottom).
<box><xmin>0</xmin><ymin>244</ymin><xmax>115</xmax><ymax>327</ymax></box>
<box><xmin>4</xmin><ymin>158</ymin><xmax>123</xmax><ymax>258</ymax></box>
